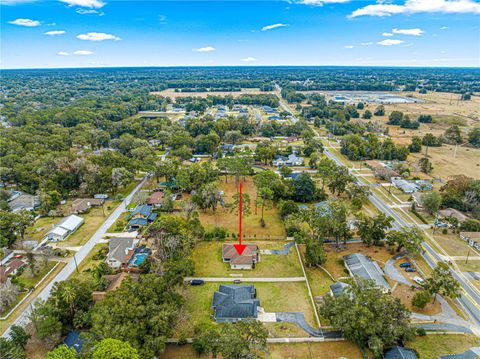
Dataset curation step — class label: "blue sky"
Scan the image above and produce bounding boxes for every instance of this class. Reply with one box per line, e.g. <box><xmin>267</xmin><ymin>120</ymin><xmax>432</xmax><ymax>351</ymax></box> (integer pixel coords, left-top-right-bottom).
<box><xmin>1</xmin><ymin>0</ymin><xmax>479</xmax><ymax>69</ymax></box>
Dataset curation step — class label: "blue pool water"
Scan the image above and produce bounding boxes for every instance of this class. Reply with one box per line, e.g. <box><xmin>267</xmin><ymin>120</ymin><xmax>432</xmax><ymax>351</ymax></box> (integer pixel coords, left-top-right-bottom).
<box><xmin>132</xmin><ymin>253</ymin><xmax>148</xmax><ymax>266</ymax></box>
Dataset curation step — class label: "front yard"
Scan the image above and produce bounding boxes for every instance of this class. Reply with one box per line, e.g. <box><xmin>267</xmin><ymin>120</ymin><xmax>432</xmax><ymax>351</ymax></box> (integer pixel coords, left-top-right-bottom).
<box><xmin>192</xmin><ymin>241</ymin><xmax>303</xmax><ymax>278</ymax></box>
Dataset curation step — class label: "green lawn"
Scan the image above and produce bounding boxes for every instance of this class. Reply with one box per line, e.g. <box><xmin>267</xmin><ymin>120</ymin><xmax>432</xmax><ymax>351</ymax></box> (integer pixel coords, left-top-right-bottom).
<box><xmin>17</xmin><ymin>261</ymin><xmax>57</xmax><ymax>289</ymax></box>
<box><xmin>408</xmin><ymin>334</ymin><xmax>480</xmax><ymax>358</ymax></box>
<box><xmin>174</xmin><ymin>281</ymin><xmax>316</xmax><ymax>338</ymax></box>
<box><xmin>192</xmin><ymin>241</ymin><xmax>303</xmax><ymax>278</ymax></box>
<box><xmin>71</xmin><ymin>243</ymin><xmax>108</xmax><ymax>281</ymax></box>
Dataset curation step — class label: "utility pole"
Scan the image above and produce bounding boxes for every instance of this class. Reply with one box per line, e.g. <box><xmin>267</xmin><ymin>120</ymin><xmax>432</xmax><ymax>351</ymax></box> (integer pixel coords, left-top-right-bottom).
<box><xmin>73</xmin><ymin>254</ymin><xmax>79</xmax><ymax>273</ymax></box>
<box><xmin>465</xmin><ymin>249</ymin><xmax>470</xmax><ymax>264</ymax></box>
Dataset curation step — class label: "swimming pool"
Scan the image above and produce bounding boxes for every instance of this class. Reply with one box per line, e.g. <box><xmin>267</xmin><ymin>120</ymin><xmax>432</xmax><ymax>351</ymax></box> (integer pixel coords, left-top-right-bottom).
<box><xmin>131</xmin><ymin>252</ymin><xmax>148</xmax><ymax>266</ymax></box>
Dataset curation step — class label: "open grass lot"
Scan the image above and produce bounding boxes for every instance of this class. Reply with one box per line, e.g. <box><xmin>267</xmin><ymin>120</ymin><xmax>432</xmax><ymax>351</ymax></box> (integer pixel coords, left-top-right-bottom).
<box><xmin>17</xmin><ymin>261</ymin><xmax>57</xmax><ymax>289</ymax></box>
<box><xmin>455</xmin><ymin>259</ymin><xmax>480</xmax><ymax>273</ymax></box>
<box><xmin>392</xmin><ymin>283</ymin><xmax>441</xmax><ymax>316</ymax></box>
<box><xmin>161</xmin><ymin>341</ymin><xmax>364</xmax><ymax>358</ymax></box>
<box><xmin>198</xmin><ymin>177</ymin><xmax>285</xmax><ymax>238</ymax></box>
<box><xmin>174</xmin><ymin>281</ymin><xmax>316</xmax><ymax>338</ymax></box>
<box><xmin>408</xmin><ymin>334</ymin><xmax>480</xmax><ymax>358</ymax></box>
<box><xmin>425</xmin><ymin>229</ymin><xmax>476</xmax><ymax>258</ymax></box>
<box><xmin>298</xmin><ymin>244</ymin><xmax>334</xmax><ymax>298</ymax></box>
<box><xmin>71</xmin><ymin>243</ymin><xmax>108</xmax><ymax>281</ymax></box>
<box><xmin>192</xmin><ymin>240</ymin><xmax>303</xmax><ymax>278</ymax></box>
<box><xmin>25</xmin><ymin>216</ymin><xmax>57</xmax><ymax>242</ymax></box>
<box><xmin>152</xmin><ymin>88</ymin><xmax>264</xmax><ymax>99</ymax></box>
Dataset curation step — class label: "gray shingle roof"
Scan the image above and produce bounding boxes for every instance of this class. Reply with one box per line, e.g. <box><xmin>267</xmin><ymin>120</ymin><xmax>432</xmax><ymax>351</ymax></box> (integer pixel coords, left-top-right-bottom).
<box><xmin>343</xmin><ymin>253</ymin><xmax>390</xmax><ymax>291</ymax></box>
<box><xmin>384</xmin><ymin>346</ymin><xmax>418</xmax><ymax>359</ymax></box>
<box><xmin>212</xmin><ymin>285</ymin><xmax>259</xmax><ymax>322</ymax></box>
<box><xmin>330</xmin><ymin>282</ymin><xmax>350</xmax><ymax>297</ymax></box>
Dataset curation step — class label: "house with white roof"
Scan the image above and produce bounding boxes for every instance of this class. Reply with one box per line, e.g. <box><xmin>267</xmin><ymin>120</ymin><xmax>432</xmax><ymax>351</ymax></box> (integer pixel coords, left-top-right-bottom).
<box><xmin>44</xmin><ymin>214</ymin><xmax>84</xmax><ymax>242</ymax></box>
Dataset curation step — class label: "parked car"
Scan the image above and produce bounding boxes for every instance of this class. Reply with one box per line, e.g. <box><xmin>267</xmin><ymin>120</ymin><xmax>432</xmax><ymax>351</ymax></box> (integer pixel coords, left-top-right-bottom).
<box><xmin>399</xmin><ymin>262</ymin><xmax>411</xmax><ymax>268</ymax></box>
<box><xmin>405</xmin><ymin>267</ymin><xmax>416</xmax><ymax>272</ymax></box>
<box><xmin>14</xmin><ymin>255</ymin><xmax>22</xmax><ymax>259</ymax></box>
<box><xmin>434</xmin><ymin>220</ymin><xmax>448</xmax><ymax>228</ymax></box>
<box><xmin>190</xmin><ymin>279</ymin><xmax>205</xmax><ymax>286</ymax></box>
<box><xmin>233</xmin><ymin>279</ymin><xmax>241</xmax><ymax>284</ymax></box>
<box><xmin>413</xmin><ymin>276</ymin><xmax>425</xmax><ymax>285</ymax></box>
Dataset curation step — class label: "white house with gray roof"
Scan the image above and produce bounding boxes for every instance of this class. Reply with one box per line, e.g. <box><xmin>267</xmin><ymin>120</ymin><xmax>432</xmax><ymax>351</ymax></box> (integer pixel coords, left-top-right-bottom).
<box><xmin>343</xmin><ymin>253</ymin><xmax>390</xmax><ymax>292</ymax></box>
<box><xmin>106</xmin><ymin>237</ymin><xmax>138</xmax><ymax>269</ymax></box>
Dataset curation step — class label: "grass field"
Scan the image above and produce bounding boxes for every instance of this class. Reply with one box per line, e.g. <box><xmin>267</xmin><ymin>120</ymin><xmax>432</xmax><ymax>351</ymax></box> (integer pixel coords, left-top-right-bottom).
<box><xmin>17</xmin><ymin>261</ymin><xmax>57</xmax><ymax>289</ymax></box>
<box><xmin>298</xmin><ymin>244</ymin><xmax>335</xmax><ymax>298</ymax></box>
<box><xmin>192</xmin><ymin>241</ymin><xmax>303</xmax><ymax>278</ymax></box>
<box><xmin>408</xmin><ymin>334</ymin><xmax>480</xmax><ymax>358</ymax></box>
<box><xmin>174</xmin><ymin>281</ymin><xmax>316</xmax><ymax>338</ymax></box>
<box><xmin>198</xmin><ymin>177</ymin><xmax>285</xmax><ymax>238</ymax></box>
<box><xmin>71</xmin><ymin>243</ymin><xmax>108</xmax><ymax>281</ymax></box>
<box><xmin>161</xmin><ymin>341</ymin><xmax>364</xmax><ymax>358</ymax></box>
<box><xmin>152</xmin><ymin>88</ymin><xmax>264</xmax><ymax>99</ymax></box>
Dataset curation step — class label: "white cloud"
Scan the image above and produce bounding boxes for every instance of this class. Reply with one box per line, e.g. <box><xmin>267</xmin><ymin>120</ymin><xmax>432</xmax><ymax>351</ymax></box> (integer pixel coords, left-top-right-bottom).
<box><xmin>74</xmin><ymin>50</ymin><xmax>94</xmax><ymax>55</ymax></box>
<box><xmin>360</xmin><ymin>42</ymin><xmax>374</xmax><ymax>46</ymax></box>
<box><xmin>8</xmin><ymin>18</ymin><xmax>40</xmax><ymax>27</ymax></box>
<box><xmin>350</xmin><ymin>0</ymin><xmax>480</xmax><ymax>18</ymax></box>
<box><xmin>392</xmin><ymin>28</ymin><xmax>424</xmax><ymax>36</ymax></box>
<box><xmin>193</xmin><ymin>46</ymin><xmax>216</xmax><ymax>52</ymax></box>
<box><xmin>76</xmin><ymin>32</ymin><xmax>121</xmax><ymax>41</ymax></box>
<box><xmin>344</xmin><ymin>45</ymin><xmax>354</xmax><ymax>48</ymax></box>
<box><xmin>440</xmin><ymin>26</ymin><xmax>449</xmax><ymax>30</ymax></box>
<box><xmin>59</xmin><ymin>0</ymin><xmax>105</xmax><ymax>8</ymax></box>
<box><xmin>261</xmin><ymin>23</ymin><xmax>288</xmax><ymax>31</ymax></box>
<box><xmin>241</xmin><ymin>57</ymin><xmax>257</xmax><ymax>62</ymax></box>
<box><xmin>377</xmin><ymin>39</ymin><xmax>405</xmax><ymax>46</ymax></box>
<box><xmin>44</xmin><ymin>30</ymin><xmax>66</xmax><ymax>36</ymax></box>
<box><xmin>76</xmin><ymin>9</ymin><xmax>98</xmax><ymax>14</ymax></box>
<box><xmin>159</xmin><ymin>15</ymin><xmax>167</xmax><ymax>24</ymax></box>
<box><xmin>57</xmin><ymin>51</ymin><xmax>69</xmax><ymax>56</ymax></box>
<box><xmin>382</xmin><ymin>32</ymin><xmax>394</xmax><ymax>36</ymax></box>
<box><xmin>294</xmin><ymin>0</ymin><xmax>350</xmax><ymax>5</ymax></box>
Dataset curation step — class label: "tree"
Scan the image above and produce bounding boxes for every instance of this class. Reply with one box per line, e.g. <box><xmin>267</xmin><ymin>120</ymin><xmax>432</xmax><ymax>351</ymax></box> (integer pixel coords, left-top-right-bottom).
<box><xmin>461</xmin><ymin>219</ymin><xmax>480</xmax><ymax>232</ymax></box>
<box><xmin>193</xmin><ymin>320</ymin><xmax>268</xmax><ymax>359</ymax></box>
<box><xmin>92</xmin><ymin>338</ymin><xmax>139</xmax><ymax>359</ymax></box>
<box><xmin>91</xmin><ymin>275</ymin><xmax>182</xmax><ymax>357</ymax></box>
<box><xmin>0</xmin><ymin>281</ymin><xmax>19</xmax><ymax>313</ymax></box>
<box><xmin>418</xmin><ymin>114</ymin><xmax>433</xmax><ymax>123</ymax></box>
<box><xmin>192</xmin><ymin>183</ymin><xmax>223</xmax><ymax>213</ymax></box>
<box><xmin>327</xmin><ymin>166</ymin><xmax>354</xmax><ymax>196</ymax></box>
<box><xmin>409</xmin><ymin>136</ymin><xmax>422</xmax><ymax>153</ymax></box>
<box><xmin>111</xmin><ymin>167</ymin><xmax>134</xmax><ymax>191</ymax></box>
<box><xmin>418</xmin><ymin>157</ymin><xmax>433</xmax><ymax>174</ymax></box>
<box><xmin>346</xmin><ymin>183</ymin><xmax>370</xmax><ymax>211</ymax></box>
<box><xmin>293</xmin><ymin>173</ymin><xmax>316</xmax><ymax>203</ymax></box>
<box><xmin>386</xmin><ymin>227</ymin><xmax>423</xmax><ymax>254</ymax></box>
<box><xmin>279</xmin><ymin>165</ymin><xmax>292</xmax><ymax>178</ymax></box>
<box><xmin>305</xmin><ymin>239</ymin><xmax>326</xmax><ymax>267</ymax></box>
<box><xmin>374</xmin><ymin>105</ymin><xmax>385</xmax><ymax>116</ymax></box>
<box><xmin>362</xmin><ymin>110</ymin><xmax>372</xmax><ymax>119</ymax></box>
<box><xmin>320</xmin><ymin>279</ymin><xmax>414</xmax><ymax>356</ymax></box>
<box><xmin>411</xmin><ymin>290</ymin><xmax>431</xmax><ymax>309</ymax></box>
<box><xmin>357</xmin><ymin>213</ymin><xmax>393</xmax><ymax>246</ymax></box>
<box><xmin>467</xmin><ymin>128</ymin><xmax>480</xmax><ymax>148</ymax></box>
<box><xmin>421</xmin><ymin>191</ymin><xmax>442</xmax><ymax>215</ymax></box>
<box><xmin>278</xmin><ymin>200</ymin><xmax>298</xmax><ymax>219</ymax></box>
<box><xmin>154</xmin><ymin>159</ymin><xmax>178</xmax><ymax>183</ymax></box>
<box><xmin>30</xmin><ymin>301</ymin><xmax>62</xmax><ymax>348</ymax></box>
<box><xmin>9</xmin><ymin>325</ymin><xmax>30</xmax><ymax>350</ymax></box>
<box><xmin>0</xmin><ymin>336</ymin><xmax>26</xmax><ymax>359</ymax></box>
<box><xmin>317</xmin><ymin>157</ymin><xmax>336</xmax><ymax>190</ymax></box>
<box><xmin>46</xmin><ymin>345</ymin><xmax>77</xmax><ymax>359</ymax></box>
<box><xmin>425</xmin><ymin>262</ymin><xmax>461</xmax><ymax>303</ymax></box>
<box><xmin>388</xmin><ymin>111</ymin><xmax>404</xmax><ymax>125</ymax></box>
<box><xmin>224</xmin><ymin>130</ymin><xmax>243</xmax><ymax>145</ymax></box>
<box><xmin>443</xmin><ymin>125</ymin><xmax>463</xmax><ymax>145</ymax></box>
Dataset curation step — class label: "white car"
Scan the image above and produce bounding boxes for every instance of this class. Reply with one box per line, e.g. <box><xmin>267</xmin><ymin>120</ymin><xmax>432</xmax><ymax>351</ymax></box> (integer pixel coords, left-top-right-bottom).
<box><xmin>413</xmin><ymin>276</ymin><xmax>425</xmax><ymax>286</ymax></box>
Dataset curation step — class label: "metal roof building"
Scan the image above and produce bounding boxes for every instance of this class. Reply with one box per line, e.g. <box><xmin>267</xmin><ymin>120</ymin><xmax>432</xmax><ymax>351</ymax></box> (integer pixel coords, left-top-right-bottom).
<box><xmin>384</xmin><ymin>346</ymin><xmax>418</xmax><ymax>359</ymax></box>
<box><xmin>343</xmin><ymin>253</ymin><xmax>390</xmax><ymax>292</ymax></box>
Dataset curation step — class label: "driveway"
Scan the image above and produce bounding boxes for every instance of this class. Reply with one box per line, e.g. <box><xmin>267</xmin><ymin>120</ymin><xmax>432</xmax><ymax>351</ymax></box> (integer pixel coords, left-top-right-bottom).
<box><xmin>261</xmin><ymin>241</ymin><xmax>295</xmax><ymax>255</ymax></box>
<box><xmin>275</xmin><ymin>312</ymin><xmax>323</xmax><ymax>337</ymax></box>
<box><xmin>184</xmin><ymin>277</ymin><xmax>306</xmax><ymax>282</ymax></box>
<box><xmin>384</xmin><ymin>254</ymin><xmax>411</xmax><ymax>286</ymax></box>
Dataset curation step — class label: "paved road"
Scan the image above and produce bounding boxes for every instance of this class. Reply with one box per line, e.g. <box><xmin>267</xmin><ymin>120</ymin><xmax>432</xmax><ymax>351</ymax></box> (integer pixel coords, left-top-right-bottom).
<box><xmin>2</xmin><ymin>176</ymin><xmax>148</xmax><ymax>338</ymax></box>
<box><xmin>384</xmin><ymin>254</ymin><xmax>411</xmax><ymax>286</ymax></box>
<box><xmin>273</xmin><ymin>84</ymin><xmax>299</xmax><ymax>124</ymax></box>
<box><xmin>321</xmin><ymin>146</ymin><xmax>480</xmax><ymax>326</ymax></box>
<box><xmin>184</xmin><ymin>277</ymin><xmax>306</xmax><ymax>282</ymax></box>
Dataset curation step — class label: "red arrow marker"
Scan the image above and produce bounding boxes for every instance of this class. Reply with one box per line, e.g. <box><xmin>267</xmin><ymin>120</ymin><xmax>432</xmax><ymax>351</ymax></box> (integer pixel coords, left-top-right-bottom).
<box><xmin>234</xmin><ymin>181</ymin><xmax>246</xmax><ymax>255</ymax></box>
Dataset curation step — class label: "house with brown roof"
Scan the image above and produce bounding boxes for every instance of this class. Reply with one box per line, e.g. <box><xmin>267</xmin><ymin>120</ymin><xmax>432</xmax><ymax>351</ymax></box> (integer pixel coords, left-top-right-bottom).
<box><xmin>71</xmin><ymin>198</ymin><xmax>104</xmax><ymax>214</ymax></box>
<box><xmin>147</xmin><ymin>191</ymin><xmax>164</xmax><ymax>208</ymax></box>
<box><xmin>4</xmin><ymin>259</ymin><xmax>26</xmax><ymax>276</ymax></box>
<box><xmin>222</xmin><ymin>243</ymin><xmax>259</xmax><ymax>270</ymax></box>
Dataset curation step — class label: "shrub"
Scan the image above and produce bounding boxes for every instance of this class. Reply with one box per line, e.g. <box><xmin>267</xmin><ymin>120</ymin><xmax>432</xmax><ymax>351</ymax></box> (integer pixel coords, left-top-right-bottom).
<box><xmin>416</xmin><ymin>328</ymin><xmax>427</xmax><ymax>336</ymax></box>
<box><xmin>412</xmin><ymin>290</ymin><xmax>431</xmax><ymax>309</ymax></box>
<box><xmin>204</xmin><ymin>226</ymin><xmax>228</xmax><ymax>240</ymax></box>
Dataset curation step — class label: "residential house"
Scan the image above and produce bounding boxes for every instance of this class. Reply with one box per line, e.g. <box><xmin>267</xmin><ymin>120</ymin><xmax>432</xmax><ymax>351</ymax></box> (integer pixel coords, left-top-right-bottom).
<box><xmin>330</xmin><ymin>282</ymin><xmax>350</xmax><ymax>297</ymax></box>
<box><xmin>106</xmin><ymin>237</ymin><xmax>138</xmax><ymax>269</ymax></box>
<box><xmin>438</xmin><ymin>208</ymin><xmax>468</xmax><ymax>223</ymax></box>
<box><xmin>391</xmin><ymin>177</ymin><xmax>417</xmax><ymax>194</ymax></box>
<box><xmin>3</xmin><ymin>259</ymin><xmax>26</xmax><ymax>276</ymax></box>
<box><xmin>460</xmin><ymin>232</ymin><xmax>480</xmax><ymax>250</ymax></box>
<box><xmin>146</xmin><ymin>191</ymin><xmax>164</xmax><ymax>208</ymax></box>
<box><xmin>414</xmin><ymin>180</ymin><xmax>433</xmax><ymax>191</ymax></box>
<box><xmin>212</xmin><ymin>284</ymin><xmax>259</xmax><ymax>323</ymax></box>
<box><xmin>384</xmin><ymin>346</ymin><xmax>418</xmax><ymax>359</ymax></box>
<box><xmin>222</xmin><ymin>243</ymin><xmax>259</xmax><ymax>270</ymax></box>
<box><xmin>1</xmin><ymin>247</ymin><xmax>13</xmax><ymax>265</ymax></box>
<box><xmin>343</xmin><ymin>253</ymin><xmax>390</xmax><ymax>292</ymax></box>
<box><xmin>272</xmin><ymin>154</ymin><xmax>304</xmax><ymax>167</ymax></box>
<box><xmin>70</xmin><ymin>198</ymin><xmax>104</xmax><ymax>214</ymax></box>
<box><xmin>127</xmin><ymin>205</ymin><xmax>157</xmax><ymax>231</ymax></box>
<box><xmin>8</xmin><ymin>191</ymin><xmax>40</xmax><ymax>213</ymax></box>
<box><xmin>44</xmin><ymin>215</ymin><xmax>84</xmax><ymax>242</ymax></box>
